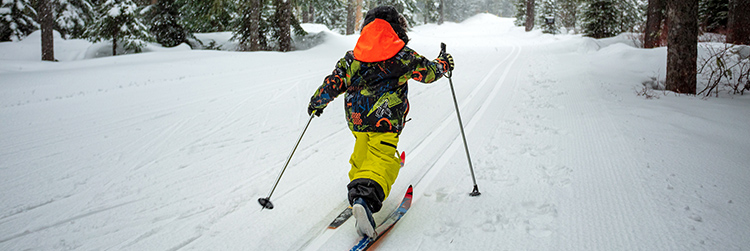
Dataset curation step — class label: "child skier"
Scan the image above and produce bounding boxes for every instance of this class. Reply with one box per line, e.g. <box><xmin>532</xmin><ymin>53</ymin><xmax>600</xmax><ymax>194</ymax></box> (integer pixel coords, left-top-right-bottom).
<box><xmin>307</xmin><ymin>5</ymin><xmax>454</xmax><ymax>238</ymax></box>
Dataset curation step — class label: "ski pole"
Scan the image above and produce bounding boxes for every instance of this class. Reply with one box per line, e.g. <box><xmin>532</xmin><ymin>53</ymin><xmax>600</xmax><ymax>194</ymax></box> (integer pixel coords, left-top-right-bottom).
<box><xmin>441</xmin><ymin>43</ymin><xmax>481</xmax><ymax>197</ymax></box>
<box><xmin>258</xmin><ymin>113</ymin><xmax>315</xmax><ymax>210</ymax></box>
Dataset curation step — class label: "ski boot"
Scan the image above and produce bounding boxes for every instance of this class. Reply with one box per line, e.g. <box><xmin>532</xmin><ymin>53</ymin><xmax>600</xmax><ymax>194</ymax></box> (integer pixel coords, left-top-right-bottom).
<box><xmin>352</xmin><ymin>197</ymin><xmax>377</xmax><ymax>238</ymax></box>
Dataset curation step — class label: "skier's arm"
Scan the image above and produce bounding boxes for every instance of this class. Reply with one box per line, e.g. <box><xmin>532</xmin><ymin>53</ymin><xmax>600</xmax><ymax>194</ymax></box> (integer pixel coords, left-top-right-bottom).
<box><xmin>407</xmin><ymin>51</ymin><xmax>453</xmax><ymax>84</ymax></box>
<box><xmin>309</xmin><ymin>58</ymin><xmax>350</xmax><ymax>111</ymax></box>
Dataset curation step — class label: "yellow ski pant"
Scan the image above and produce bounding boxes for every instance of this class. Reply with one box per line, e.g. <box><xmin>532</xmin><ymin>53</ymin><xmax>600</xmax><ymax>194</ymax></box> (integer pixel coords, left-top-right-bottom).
<box><xmin>348</xmin><ymin>132</ymin><xmax>401</xmax><ymax>200</ymax></box>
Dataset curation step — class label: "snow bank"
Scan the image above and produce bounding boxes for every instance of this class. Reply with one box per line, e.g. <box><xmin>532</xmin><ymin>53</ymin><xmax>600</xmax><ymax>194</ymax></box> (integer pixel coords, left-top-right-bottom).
<box><xmin>0</xmin><ymin>30</ymin><xmax>91</xmax><ymax>61</ymax></box>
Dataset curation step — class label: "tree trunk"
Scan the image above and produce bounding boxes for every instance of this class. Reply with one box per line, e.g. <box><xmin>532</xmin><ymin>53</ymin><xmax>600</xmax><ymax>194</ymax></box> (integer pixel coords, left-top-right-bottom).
<box><xmin>438</xmin><ymin>0</ymin><xmax>444</xmax><ymax>25</ymax></box>
<box><xmin>249</xmin><ymin>0</ymin><xmax>262</xmax><ymax>51</ymax></box>
<box><xmin>113</xmin><ymin>38</ymin><xmax>118</xmax><ymax>56</ymax></box>
<box><xmin>644</xmin><ymin>0</ymin><xmax>666</xmax><ymax>48</ymax></box>
<box><xmin>355</xmin><ymin>0</ymin><xmax>363</xmax><ymax>31</ymax></box>
<box><xmin>559</xmin><ymin>0</ymin><xmax>577</xmax><ymax>31</ymax></box>
<box><xmin>346</xmin><ymin>0</ymin><xmax>356</xmax><ymax>35</ymax></box>
<box><xmin>112</xmin><ymin>28</ymin><xmax>119</xmax><ymax>56</ymax></box>
<box><xmin>277</xmin><ymin>0</ymin><xmax>292</xmax><ymax>52</ymax></box>
<box><xmin>302</xmin><ymin>5</ymin><xmax>313</xmax><ymax>23</ymax></box>
<box><xmin>727</xmin><ymin>0</ymin><xmax>750</xmax><ymax>45</ymax></box>
<box><xmin>525</xmin><ymin>0</ymin><xmax>535</xmax><ymax>32</ymax></box>
<box><xmin>39</xmin><ymin>0</ymin><xmax>54</xmax><ymax>61</ymax></box>
<box><xmin>666</xmin><ymin>0</ymin><xmax>698</xmax><ymax>94</ymax></box>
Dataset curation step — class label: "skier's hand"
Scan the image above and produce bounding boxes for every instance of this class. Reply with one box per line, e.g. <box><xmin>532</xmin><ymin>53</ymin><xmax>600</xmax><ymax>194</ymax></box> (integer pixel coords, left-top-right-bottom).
<box><xmin>444</xmin><ymin>53</ymin><xmax>455</xmax><ymax>71</ymax></box>
<box><xmin>438</xmin><ymin>53</ymin><xmax>454</xmax><ymax>72</ymax></box>
<box><xmin>308</xmin><ymin>104</ymin><xmax>323</xmax><ymax>117</ymax></box>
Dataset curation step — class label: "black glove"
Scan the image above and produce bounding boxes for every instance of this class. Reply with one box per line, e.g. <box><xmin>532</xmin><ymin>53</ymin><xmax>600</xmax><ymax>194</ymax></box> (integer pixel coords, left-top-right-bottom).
<box><xmin>438</xmin><ymin>53</ymin><xmax>455</xmax><ymax>72</ymax></box>
<box><xmin>308</xmin><ymin>104</ymin><xmax>323</xmax><ymax>117</ymax></box>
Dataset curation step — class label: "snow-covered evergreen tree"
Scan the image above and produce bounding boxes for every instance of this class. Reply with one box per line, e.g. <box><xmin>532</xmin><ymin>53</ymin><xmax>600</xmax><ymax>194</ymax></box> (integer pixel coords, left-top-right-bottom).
<box><xmin>54</xmin><ymin>0</ymin><xmax>95</xmax><ymax>39</ymax></box>
<box><xmin>268</xmin><ymin>0</ymin><xmax>305</xmax><ymax>51</ymax></box>
<box><xmin>86</xmin><ymin>0</ymin><xmax>152</xmax><ymax>55</ymax></box>
<box><xmin>272</xmin><ymin>0</ymin><xmax>291</xmax><ymax>51</ymax></box>
<box><xmin>177</xmin><ymin>0</ymin><xmax>235</xmax><ymax>32</ymax></box>
<box><xmin>557</xmin><ymin>0</ymin><xmax>581</xmax><ymax>31</ymax></box>
<box><xmin>514</xmin><ymin>0</ymin><xmax>526</xmax><ymax>27</ymax></box>
<box><xmin>0</xmin><ymin>0</ymin><xmax>39</xmax><ymax>41</ymax></box>
<box><xmin>233</xmin><ymin>0</ymin><xmax>305</xmax><ymax>51</ymax></box>
<box><xmin>310</xmin><ymin>0</ymin><xmax>347</xmax><ymax>33</ymax></box>
<box><xmin>582</xmin><ymin>0</ymin><xmax>618</xmax><ymax>38</ymax></box>
<box><xmin>233</xmin><ymin>0</ymin><xmax>264</xmax><ymax>51</ymax></box>
<box><xmin>146</xmin><ymin>0</ymin><xmax>187</xmax><ymax>47</ymax></box>
<box><xmin>615</xmin><ymin>0</ymin><xmax>643</xmax><ymax>33</ymax></box>
<box><xmin>416</xmin><ymin>0</ymin><xmax>439</xmax><ymax>24</ymax></box>
<box><xmin>538</xmin><ymin>0</ymin><xmax>558</xmax><ymax>34</ymax></box>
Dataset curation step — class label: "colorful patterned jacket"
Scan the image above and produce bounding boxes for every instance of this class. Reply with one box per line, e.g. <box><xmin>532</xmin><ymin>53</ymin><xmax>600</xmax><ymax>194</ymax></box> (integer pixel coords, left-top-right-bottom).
<box><xmin>309</xmin><ymin>19</ymin><xmax>451</xmax><ymax>134</ymax></box>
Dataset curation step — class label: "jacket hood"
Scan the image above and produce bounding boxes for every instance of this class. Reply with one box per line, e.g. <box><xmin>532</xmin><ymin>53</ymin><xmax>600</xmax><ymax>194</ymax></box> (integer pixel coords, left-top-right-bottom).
<box><xmin>353</xmin><ymin>18</ymin><xmax>405</xmax><ymax>63</ymax></box>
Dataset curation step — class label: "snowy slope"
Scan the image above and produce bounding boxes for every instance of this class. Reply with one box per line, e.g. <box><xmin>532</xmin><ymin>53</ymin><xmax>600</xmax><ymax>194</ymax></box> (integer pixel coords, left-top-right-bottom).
<box><xmin>2</xmin><ymin>14</ymin><xmax>749</xmax><ymax>250</ymax></box>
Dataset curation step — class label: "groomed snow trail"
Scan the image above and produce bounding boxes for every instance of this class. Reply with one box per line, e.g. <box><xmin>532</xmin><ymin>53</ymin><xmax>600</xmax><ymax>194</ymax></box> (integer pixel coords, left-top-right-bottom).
<box><xmin>2</xmin><ymin>14</ymin><xmax>749</xmax><ymax>251</ymax></box>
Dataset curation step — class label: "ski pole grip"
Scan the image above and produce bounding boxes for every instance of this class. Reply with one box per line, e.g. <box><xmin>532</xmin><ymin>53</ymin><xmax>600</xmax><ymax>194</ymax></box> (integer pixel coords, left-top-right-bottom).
<box><xmin>440</xmin><ymin>43</ymin><xmax>446</xmax><ymax>56</ymax></box>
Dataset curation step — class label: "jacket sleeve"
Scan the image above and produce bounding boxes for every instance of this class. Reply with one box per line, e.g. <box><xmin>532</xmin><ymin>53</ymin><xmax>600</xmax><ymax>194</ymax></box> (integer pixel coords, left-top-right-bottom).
<box><xmin>309</xmin><ymin>57</ymin><xmax>350</xmax><ymax>109</ymax></box>
<box><xmin>405</xmin><ymin>50</ymin><xmax>449</xmax><ymax>84</ymax></box>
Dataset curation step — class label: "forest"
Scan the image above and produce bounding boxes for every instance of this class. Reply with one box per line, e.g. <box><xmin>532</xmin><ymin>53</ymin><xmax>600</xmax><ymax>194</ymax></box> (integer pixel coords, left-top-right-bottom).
<box><xmin>2</xmin><ymin>0</ymin><xmax>749</xmax><ymax>94</ymax></box>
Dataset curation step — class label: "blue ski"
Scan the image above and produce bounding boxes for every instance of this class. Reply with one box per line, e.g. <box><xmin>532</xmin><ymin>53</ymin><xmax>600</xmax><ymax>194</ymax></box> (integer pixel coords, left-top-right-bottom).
<box><xmin>350</xmin><ymin>185</ymin><xmax>413</xmax><ymax>251</ymax></box>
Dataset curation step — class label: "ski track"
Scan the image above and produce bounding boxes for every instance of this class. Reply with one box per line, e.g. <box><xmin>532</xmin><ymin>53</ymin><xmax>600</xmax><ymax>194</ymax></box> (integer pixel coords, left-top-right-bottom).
<box><xmin>0</xmin><ymin>51</ymin><xmax>340</xmax><ymax>250</ymax></box>
<box><xmin>388</xmin><ymin>42</ymin><xmax>681</xmax><ymax>250</ymax></box>
<box><xmin>296</xmin><ymin>43</ymin><xmax>522</xmax><ymax>250</ymax></box>
<box><xmin>409</xmin><ymin>45</ymin><xmax>522</xmax><ymax>195</ymax></box>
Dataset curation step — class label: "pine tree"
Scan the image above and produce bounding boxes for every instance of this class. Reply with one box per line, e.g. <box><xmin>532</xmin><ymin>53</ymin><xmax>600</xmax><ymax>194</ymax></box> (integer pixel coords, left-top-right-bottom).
<box><xmin>233</xmin><ymin>0</ymin><xmax>304</xmax><ymax>51</ymax></box>
<box><xmin>557</xmin><ymin>0</ymin><xmax>580</xmax><ymax>31</ymax></box>
<box><xmin>698</xmin><ymin>0</ymin><xmax>728</xmax><ymax>33</ymax></box>
<box><xmin>582</xmin><ymin>0</ymin><xmax>618</xmax><ymax>38</ymax></box>
<box><xmin>0</xmin><ymin>0</ymin><xmax>39</xmax><ymax>41</ymax></box>
<box><xmin>438</xmin><ymin>0</ymin><xmax>444</xmax><ymax>24</ymax></box>
<box><xmin>275</xmin><ymin>0</ymin><xmax>292</xmax><ymax>51</ymax></box>
<box><xmin>86</xmin><ymin>0</ymin><xmax>153</xmax><ymax>55</ymax></box>
<box><xmin>727</xmin><ymin>0</ymin><xmax>750</xmax><ymax>45</ymax></box>
<box><xmin>644</xmin><ymin>0</ymin><xmax>665</xmax><ymax>48</ymax></box>
<box><xmin>306</xmin><ymin>0</ymin><xmax>346</xmax><ymax>33</ymax></box>
<box><xmin>300</xmin><ymin>0</ymin><xmax>313</xmax><ymax>23</ymax></box>
<box><xmin>666</xmin><ymin>0</ymin><xmax>698</xmax><ymax>94</ymax></box>
<box><xmin>538</xmin><ymin>0</ymin><xmax>558</xmax><ymax>34</ymax></box>
<box><xmin>233</xmin><ymin>0</ymin><xmax>264</xmax><ymax>51</ymax></box>
<box><xmin>514</xmin><ymin>0</ymin><xmax>526</xmax><ymax>27</ymax></box>
<box><xmin>55</xmin><ymin>0</ymin><xmax>96</xmax><ymax>39</ymax></box>
<box><xmin>147</xmin><ymin>0</ymin><xmax>188</xmax><ymax>47</ymax></box>
<box><xmin>417</xmin><ymin>0</ymin><xmax>439</xmax><ymax>24</ymax></box>
<box><xmin>177</xmin><ymin>0</ymin><xmax>236</xmax><ymax>32</ymax></box>
<box><xmin>525</xmin><ymin>0</ymin><xmax>535</xmax><ymax>31</ymax></box>
<box><xmin>615</xmin><ymin>0</ymin><xmax>642</xmax><ymax>33</ymax></box>
<box><xmin>345</xmin><ymin>0</ymin><xmax>357</xmax><ymax>34</ymax></box>
<box><xmin>40</xmin><ymin>0</ymin><xmax>54</xmax><ymax>61</ymax></box>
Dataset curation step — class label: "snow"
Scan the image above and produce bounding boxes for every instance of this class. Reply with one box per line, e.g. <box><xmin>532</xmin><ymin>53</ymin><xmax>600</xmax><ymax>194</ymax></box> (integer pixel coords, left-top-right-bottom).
<box><xmin>1</xmin><ymin>13</ymin><xmax>749</xmax><ymax>250</ymax></box>
<box><xmin>107</xmin><ymin>6</ymin><xmax>120</xmax><ymax>17</ymax></box>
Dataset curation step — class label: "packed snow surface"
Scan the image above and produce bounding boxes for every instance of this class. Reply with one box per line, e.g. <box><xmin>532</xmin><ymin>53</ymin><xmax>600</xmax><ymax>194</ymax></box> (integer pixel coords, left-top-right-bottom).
<box><xmin>1</xmin><ymin>14</ymin><xmax>749</xmax><ymax>250</ymax></box>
